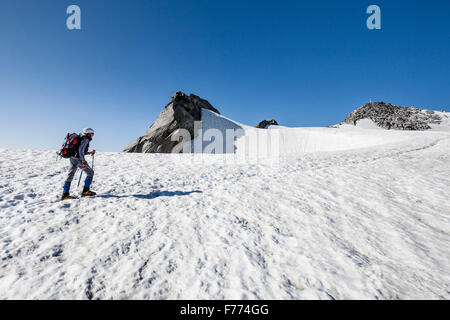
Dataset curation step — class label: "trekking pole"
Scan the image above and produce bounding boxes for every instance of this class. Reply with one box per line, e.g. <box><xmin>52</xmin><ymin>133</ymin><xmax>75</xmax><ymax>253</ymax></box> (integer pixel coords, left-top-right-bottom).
<box><xmin>91</xmin><ymin>153</ymin><xmax>95</xmax><ymax>188</ymax></box>
<box><xmin>77</xmin><ymin>171</ymin><xmax>83</xmax><ymax>187</ymax></box>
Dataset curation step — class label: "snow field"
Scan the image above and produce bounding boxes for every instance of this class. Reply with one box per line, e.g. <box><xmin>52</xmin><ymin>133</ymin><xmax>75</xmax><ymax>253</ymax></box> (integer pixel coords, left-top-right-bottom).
<box><xmin>0</xmin><ymin>111</ymin><xmax>449</xmax><ymax>299</ymax></box>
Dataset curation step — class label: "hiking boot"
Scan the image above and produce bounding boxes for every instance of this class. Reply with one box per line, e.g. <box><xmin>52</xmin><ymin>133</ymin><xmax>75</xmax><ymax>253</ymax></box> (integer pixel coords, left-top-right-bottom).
<box><xmin>61</xmin><ymin>192</ymin><xmax>77</xmax><ymax>200</ymax></box>
<box><xmin>81</xmin><ymin>187</ymin><xmax>96</xmax><ymax>197</ymax></box>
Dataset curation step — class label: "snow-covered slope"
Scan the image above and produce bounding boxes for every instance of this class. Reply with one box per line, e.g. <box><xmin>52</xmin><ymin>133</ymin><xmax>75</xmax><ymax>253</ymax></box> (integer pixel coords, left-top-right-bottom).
<box><xmin>194</xmin><ymin>109</ymin><xmax>450</xmax><ymax>156</ymax></box>
<box><xmin>1</xmin><ymin>111</ymin><xmax>449</xmax><ymax>299</ymax></box>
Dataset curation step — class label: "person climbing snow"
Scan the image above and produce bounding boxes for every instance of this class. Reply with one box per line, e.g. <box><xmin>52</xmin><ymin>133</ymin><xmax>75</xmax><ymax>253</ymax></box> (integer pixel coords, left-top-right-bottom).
<box><xmin>61</xmin><ymin>128</ymin><xmax>97</xmax><ymax>200</ymax></box>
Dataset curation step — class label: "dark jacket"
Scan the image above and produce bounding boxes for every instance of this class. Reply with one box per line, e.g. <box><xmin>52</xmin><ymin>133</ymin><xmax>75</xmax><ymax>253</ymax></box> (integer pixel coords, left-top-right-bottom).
<box><xmin>75</xmin><ymin>135</ymin><xmax>91</xmax><ymax>161</ymax></box>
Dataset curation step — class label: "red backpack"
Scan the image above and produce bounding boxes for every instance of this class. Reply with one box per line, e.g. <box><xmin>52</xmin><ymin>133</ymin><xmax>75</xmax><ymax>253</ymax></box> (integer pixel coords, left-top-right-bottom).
<box><xmin>58</xmin><ymin>133</ymin><xmax>81</xmax><ymax>158</ymax></box>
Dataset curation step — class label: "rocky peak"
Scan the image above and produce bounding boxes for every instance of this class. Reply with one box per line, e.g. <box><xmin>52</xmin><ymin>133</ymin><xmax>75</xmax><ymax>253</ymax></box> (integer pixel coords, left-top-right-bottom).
<box><xmin>124</xmin><ymin>91</ymin><xmax>220</xmax><ymax>153</ymax></box>
<box><xmin>343</xmin><ymin>102</ymin><xmax>442</xmax><ymax>130</ymax></box>
<box><xmin>169</xmin><ymin>91</ymin><xmax>220</xmax><ymax>116</ymax></box>
<box><xmin>256</xmin><ymin>119</ymin><xmax>279</xmax><ymax>129</ymax></box>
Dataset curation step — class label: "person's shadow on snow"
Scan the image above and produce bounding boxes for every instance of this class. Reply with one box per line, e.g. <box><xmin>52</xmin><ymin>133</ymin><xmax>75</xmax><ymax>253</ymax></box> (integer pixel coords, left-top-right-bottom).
<box><xmin>98</xmin><ymin>190</ymin><xmax>202</xmax><ymax>200</ymax></box>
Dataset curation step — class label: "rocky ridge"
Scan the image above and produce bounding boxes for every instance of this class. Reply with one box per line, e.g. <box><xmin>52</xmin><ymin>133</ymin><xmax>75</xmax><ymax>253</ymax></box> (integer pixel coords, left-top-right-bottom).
<box><xmin>256</xmin><ymin>119</ymin><xmax>279</xmax><ymax>129</ymax></box>
<box><xmin>343</xmin><ymin>102</ymin><xmax>442</xmax><ymax>130</ymax></box>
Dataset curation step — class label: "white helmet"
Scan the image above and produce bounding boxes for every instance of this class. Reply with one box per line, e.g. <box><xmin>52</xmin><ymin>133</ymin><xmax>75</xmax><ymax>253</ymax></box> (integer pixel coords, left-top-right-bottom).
<box><xmin>83</xmin><ymin>128</ymin><xmax>95</xmax><ymax>135</ymax></box>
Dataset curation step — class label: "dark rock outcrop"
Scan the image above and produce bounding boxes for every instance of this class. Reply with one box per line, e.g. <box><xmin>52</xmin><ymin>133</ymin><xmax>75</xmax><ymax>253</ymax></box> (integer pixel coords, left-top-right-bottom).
<box><xmin>256</xmin><ymin>119</ymin><xmax>279</xmax><ymax>129</ymax></box>
<box><xmin>123</xmin><ymin>91</ymin><xmax>220</xmax><ymax>153</ymax></box>
<box><xmin>343</xmin><ymin>102</ymin><xmax>442</xmax><ymax>130</ymax></box>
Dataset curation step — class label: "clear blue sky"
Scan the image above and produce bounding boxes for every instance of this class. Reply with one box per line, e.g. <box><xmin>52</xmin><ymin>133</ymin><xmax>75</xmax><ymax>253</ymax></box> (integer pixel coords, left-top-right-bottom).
<box><xmin>1</xmin><ymin>0</ymin><xmax>449</xmax><ymax>151</ymax></box>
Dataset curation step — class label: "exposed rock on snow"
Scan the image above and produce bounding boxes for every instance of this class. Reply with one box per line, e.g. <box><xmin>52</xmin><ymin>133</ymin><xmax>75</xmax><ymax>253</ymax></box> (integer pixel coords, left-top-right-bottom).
<box><xmin>123</xmin><ymin>91</ymin><xmax>220</xmax><ymax>153</ymax></box>
<box><xmin>344</xmin><ymin>102</ymin><xmax>442</xmax><ymax>130</ymax></box>
<box><xmin>256</xmin><ymin>119</ymin><xmax>279</xmax><ymax>129</ymax></box>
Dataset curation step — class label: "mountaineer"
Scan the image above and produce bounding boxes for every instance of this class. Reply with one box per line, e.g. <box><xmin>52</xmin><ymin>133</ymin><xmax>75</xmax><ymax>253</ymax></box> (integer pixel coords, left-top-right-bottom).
<box><xmin>61</xmin><ymin>128</ymin><xmax>97</xmax><ymax>200</ymax></box>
